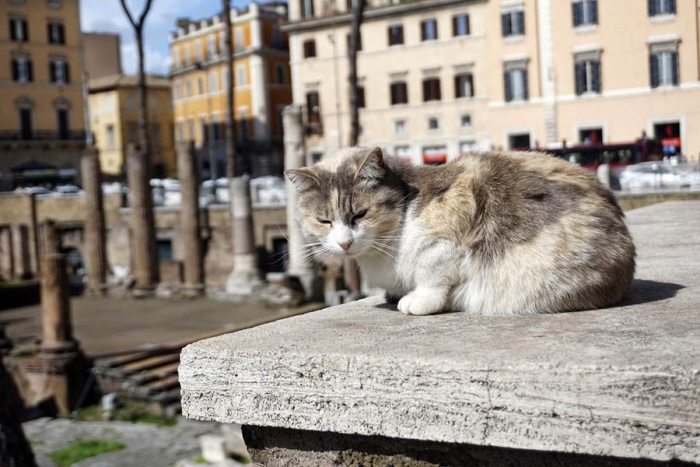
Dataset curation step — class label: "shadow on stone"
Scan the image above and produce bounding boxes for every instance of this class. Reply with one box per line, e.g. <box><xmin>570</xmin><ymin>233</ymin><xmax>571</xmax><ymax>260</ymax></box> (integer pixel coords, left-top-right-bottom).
<box><xmin>620</xmin><ymin>279</ymin><xmax>685</xmax><ymax>307</ymax></box>
<box><xmin>242</xmin><ymin>425</ymin><xmax>697</xmax><ymax>467</ymax></box>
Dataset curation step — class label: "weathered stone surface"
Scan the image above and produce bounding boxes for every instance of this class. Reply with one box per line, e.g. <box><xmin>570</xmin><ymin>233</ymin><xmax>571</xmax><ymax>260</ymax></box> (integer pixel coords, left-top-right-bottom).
<box><xmin>180</xmin><ymin>201</ymin><xmax>700</xmax><ymax>463</ymax></box>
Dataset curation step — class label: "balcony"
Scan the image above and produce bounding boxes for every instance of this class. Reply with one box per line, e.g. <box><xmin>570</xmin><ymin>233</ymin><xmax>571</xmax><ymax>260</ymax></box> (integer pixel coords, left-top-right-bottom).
<box><xmin>0</xmin><ymin>131</ymin><xmax>86</xmax><ymax>143</ymax></box>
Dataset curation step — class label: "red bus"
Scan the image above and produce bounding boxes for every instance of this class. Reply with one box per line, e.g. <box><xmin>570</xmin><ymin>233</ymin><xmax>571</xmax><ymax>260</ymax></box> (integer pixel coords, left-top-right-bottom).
<box><xmin>542</xmin><ymin>139</ymin><xmax>664</xmax><ymax>189</ymax></box>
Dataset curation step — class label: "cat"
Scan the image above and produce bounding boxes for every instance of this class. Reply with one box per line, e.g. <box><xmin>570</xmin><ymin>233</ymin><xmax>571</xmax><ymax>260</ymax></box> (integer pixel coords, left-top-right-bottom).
<box><xmin>286</xmin><ymin>147</ymin><xmax>635</xmax><ymax>316</ymax></box>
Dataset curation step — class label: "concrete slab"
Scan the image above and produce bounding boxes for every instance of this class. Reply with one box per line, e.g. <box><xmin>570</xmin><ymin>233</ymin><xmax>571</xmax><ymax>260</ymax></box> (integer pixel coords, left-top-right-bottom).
<box><xmin>180</xmin><ymin>201</ymin><xmax>700</xmax><ymax>464</ymax></box>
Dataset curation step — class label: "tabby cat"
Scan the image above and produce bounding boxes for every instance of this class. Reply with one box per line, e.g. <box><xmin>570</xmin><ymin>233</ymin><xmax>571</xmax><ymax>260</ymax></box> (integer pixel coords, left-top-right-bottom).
<box><xmin>286</xmin><ymin>147</ymin><xmax>635</xmax><ymax>315</ymax></box>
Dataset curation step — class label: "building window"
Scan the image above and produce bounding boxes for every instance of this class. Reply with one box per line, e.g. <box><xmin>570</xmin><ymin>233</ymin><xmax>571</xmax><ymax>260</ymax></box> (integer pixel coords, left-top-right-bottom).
<box><xmin>275</xmin><ymin>63</ymin><xmax>286</xmax><ymax>84</ymax></box>
<box><xmin>47</xmin><ymin>0</ymin><xmax>62</xmax><ymax>8</ymax></box>
<box><xmin>207</xmin><ymin>35</ymin><xmax>217</xmax><ymax>58</ymax></box>
<box><xmin>184</xmin><ymin>45</ymin><xmax>192</xmax><ymax>66</ymax></box>
<box><xmin>221</xmin><ymin>69</ymin><xmax>229</xmax><ymax>89</ymax></box>
<box><xmin>10</xmin><ymin>18</ymin><xmax>29</xmax><ymax>42</ymax></box>
<box><xmin>188</xmin><ymin>118</ymin><xmax>195</xmax><ymax>140</ymax></box>
<box><xmin>197</xmin><ymin>77</ymin><xmax>204</xmax><ymax>94</ymax></box>
<box><xmin>650</xmin><ymin>48</ymin><xmax>679</xmax><ymax>87</ymax></box>
<box><xmin>303</xmin><ymin>39</ymin><xmax>316</xmax><ymax>58</ymax></box>
<box><xmin>301</xmin><ymin>0</ymin><xmax>315</xmax><ymax>18</ymax></box>
<box><xmin>648</xmin><ymin>0</ymin><xmax>675</xmax><ymax>16</ymax></box>
<box><xmin>12</xmin><ymin>58</ymin><xmax>33</xmax><ymax>83</ymax></box>
<box><xmin>390</xmin><ymin>82</ymin><xmax>408</xmax><ymax>105</ymax></box>
<box><xmin>395</xmin><ymin>146</ymin><xmax>411</xmax><ymax>162</ymax></box>
<box><xmin>573</xmin><ymin>0</ymin><xmax>598</xmax><ymax>27</ymax></box>
<box><xmin>460</xmin><ymin>114</ymin><xmax>472</xmax><ymax>128</ymax></box>
<box><xmin>209</xmin><ymin>72</ymin><xmax>218</xmax><ymax>93</ymax></box>
<box><xmin>455</xmin><ymin>73</ymin><xmax>474</xmax><ymax>98</ymax></box>
<box><xmin>236</xmin><ymin>65</ymin><xmax>246</xmax><ymax>86</ymax></box>
<box><xmin>273</xmin><ymin>26</ymin><xmax>284</xmax><ymax>48</ymax></box>
<box><xmin>239</xmin><ymin>108</ymin><xmax>249</xmax><ymax>140</ymax></box>
<box><xmin>574</xmin><ymin>57</ymin><xmax>601</xmax><ymax>94</ymax></box>
<box><xmin>195</xmin><ymin>41</ymin><xmax>203</xmax><ymax>62</ymax></box>
<box><xmin>219</xmin><ymin>34</ymin><xmax>227</xmax><ymax>54</ymax></box>
<box><xmin>235</xmin><ymin>28</ymin><xmax>244</xmax><ymax>51</ymax></box>
<box><xmin>423</xmin><ymin>146</ymin><xmax>447</xmax><ymax>165</ymax></box>
<box><xmin>174</xmin><ymin>83</ymin><xmax>182</xmax><ymax>100</ymax></box>
<box><xmin>157</xmin><ymin>240</ymin><xmax>173</xmax><ymax>261</ymax></box>
<box><xmin>126</xmin><ymin>122</ymin><xmax>138</xmax><ymax>145</ymax></box>
<box><xmin>176</xmin><ymin>121</ymin><xmax>184</xmax><ymax>142</ymax></box>
<box><xmin>19</xmin><ymin>108</ymin><xmax>33</xmax><ymax>140</ymax></box>
<box><xmin>50</xmin><ymin>60</ymin><xmax>70</xmax><ymax>84</ymax></box>
<box><xmin>508</xmin><ymin>133</ymin><xmax>531</xmax><ymax>150</ymax></box>
<box><xmin>428</xmin><ymin>117</ymin><xmax>439</xmax><ymax>130</ymax></box>
<box><xmin>422</xmin><ymin>78</ymin><xmax>441</xmax><ymax>102</ymax></box>
<box><xmin>501</xmin><ymin>9</ymin><xmax>525</xmax><ymax>37</ymax></box>
<box><xmin>106</xmin><ymin>124</ymin><xmax>115</xmax><ymax>149</ymax></box>
<box><xmin>346</xmin><ymin>32</ymin><xmax>362</xmax><ymax>52</ymax></box>
<box><xmin>185</xmin><ymin>80</ymin><xmax>193</xmax><ymax>97</ymax></box>
<box><xmin>356</xmin><ymin>86</ymin><xmax>365</xmax><ymax>108</ymax></box>
<box><xmin>306</xmin><ymin>91</ymin><xmax>320</xmax><ymax>124</ymax></box>
<box><xmin>388</xmin><ymin>24</ymin><xmax>404</xmax><ymax>46</ymax></box>
<box><xmin>460</xmin><ymin>140</ymin><xmax>479</xmax><ymax>155</ymax></box>
<box><xmin>453</xmin><ymin>14</ymin><xmax>470</xmax><ymax>36</ymax></box>
<box><xmin>48</xmin><ymin>21</ymin><xmax>66</xmax><ymax>44</ymax></box>
<box><xmin>172</xmin><ymin>48</ymin><xmax>180</xmax><ymax>69</ymax></box>
<box><xmin>579</xmin><ymin>128</ymin><xmax>603</xmax><ymax>145</ymax></box>
<box><xmin>504</xmin><ymin>64</ymin><xmax>528</xmax><ymax>102</ymax></box>
<box><xmin>421</xmin><ymin>19</ymin><xmax>438</xmax><ymax>41</ymax></box>
<box><xmin>394</xmin><ymin>120</ymin><xmax>406</xmax><ymax>134</ymax></box>
<box><xmin>57</xmin><ymin>108</ymin><xmax>69</xmax><ymax>140</ymax></box>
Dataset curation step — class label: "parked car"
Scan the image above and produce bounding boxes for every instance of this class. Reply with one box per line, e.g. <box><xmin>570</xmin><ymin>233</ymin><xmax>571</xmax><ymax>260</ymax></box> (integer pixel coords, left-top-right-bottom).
<box><xmin>54</xmin><ymin>184</ymin><xmax>84</xmax><ymax>195</ymax></box>
<box><xmin>619</xmin><ymin>162</ymin><xmax>700</xmax><ymax>191</ymax></box>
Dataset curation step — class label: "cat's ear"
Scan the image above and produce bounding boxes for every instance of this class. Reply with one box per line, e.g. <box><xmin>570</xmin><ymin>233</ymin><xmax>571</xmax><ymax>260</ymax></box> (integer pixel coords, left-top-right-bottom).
<box><xmin>355</xmin><ymin>147</ymin><xmax>385</xmax><ymax>181</ymax></box>
<box><xmin>285</xmin><ymin>168</ymin><xmax>320</xmax><ymax>193</ymax></box>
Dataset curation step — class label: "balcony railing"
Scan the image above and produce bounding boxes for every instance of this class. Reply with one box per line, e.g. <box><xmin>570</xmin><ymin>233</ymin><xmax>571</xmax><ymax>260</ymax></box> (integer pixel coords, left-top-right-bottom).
<box><xmin>0</xmin><ymin>131</ymin><xmax>86</xmax><ymax>142</ymax></box>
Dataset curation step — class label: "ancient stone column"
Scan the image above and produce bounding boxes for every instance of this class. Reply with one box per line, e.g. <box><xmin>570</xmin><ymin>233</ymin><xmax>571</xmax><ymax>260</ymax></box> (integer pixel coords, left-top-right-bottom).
<box><xmin>282</xmin><ymin>105</ymin><xmax>319</xmax><ymax>299</ymax></box>
<box><xmin>177</xmin><ymin>141</ymin><xmax>204</xmax><ymax>297</ymax></box>
<box><xmin>39</xmin><ymin>220</ymin><xmax>76</xmax><ymax>355</ymax></box>
<box><xmin>225</xmin><ymin>178</ymin><xmax>262</xmax><ymax>295</ymax></box>
<box><xmin>126</xmin><ymin>143</ymin><xmax>159</xmax><ymax>295</ymax></box>
<box><xmin>0</xmin><ymin>228</ymin><xmax>13</xmax><ymax>281</ymax></box>
<box><xmin>81</xmin><ymin>146</ymin><xmax>108</xmax><ymax>295</ymax></box>
<box><xmin>12</xmin><ymin>225</ymin><xmax>31</xmax><ymax>280</ymax></box>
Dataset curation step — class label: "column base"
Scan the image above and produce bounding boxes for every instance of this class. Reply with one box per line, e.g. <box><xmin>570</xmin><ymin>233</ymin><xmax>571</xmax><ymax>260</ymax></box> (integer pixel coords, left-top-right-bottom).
<box><xmin>132</xmin><ymin>286</ymin><xmax>157</xmax><ymax>299</ymax></box>
<box><xmin>181</xmin><ymin>283</ymin><xmax>206</xmax><ymax>298</ymax></box>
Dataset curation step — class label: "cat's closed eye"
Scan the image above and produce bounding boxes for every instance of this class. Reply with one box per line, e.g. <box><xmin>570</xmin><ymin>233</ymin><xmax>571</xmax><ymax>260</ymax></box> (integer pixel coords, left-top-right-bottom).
<box><xmin>317</xmin><ymin>218</ymin><xmax>332</xmax><ymax>226</ymax></box>
<box><xmin>352</xmin><ymin>209</ymin><xmax>368</xmax><ymax>225</ymax></box>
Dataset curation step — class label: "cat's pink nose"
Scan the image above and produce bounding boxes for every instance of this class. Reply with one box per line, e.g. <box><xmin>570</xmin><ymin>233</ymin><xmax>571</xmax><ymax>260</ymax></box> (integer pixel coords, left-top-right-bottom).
<box><xmin>338</xmin><ymin>240</ymin><xmax>353</xmax><ymax>251</ymax></box>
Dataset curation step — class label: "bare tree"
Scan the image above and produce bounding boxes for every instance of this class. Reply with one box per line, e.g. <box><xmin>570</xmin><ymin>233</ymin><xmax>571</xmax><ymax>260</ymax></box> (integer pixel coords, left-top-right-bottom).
<box><xmin>119</xmin><ymin>0</ymin><xmax>159</xmax><ymax>291</ymax></box>
<box><xmin>119</xmin><ymin>0</ymin><xmax>154</xmax><ymax>155</ymax></box>
<box><xmin>345</xmin><ymin>0</ymin><xmax>367</xmax><ymax>296</ymax></box>
<box><xmin>222</xmin><ymin>0</ymin><xmax>260</xmax><ymax>294</ymax></box>
<box><xmin>348</xmin><ymin>0</ymin><xmax>366</xmax><ymax>147</ymax></box>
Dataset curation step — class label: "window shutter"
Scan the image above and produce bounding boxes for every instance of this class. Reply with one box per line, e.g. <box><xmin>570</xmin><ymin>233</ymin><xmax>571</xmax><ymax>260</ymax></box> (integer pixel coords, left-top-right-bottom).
<box><xmin>501</xmin><ymin>13</ymin><xmax>509</xmax><ymax>36</ymax></box>
<box><xmin>466</xmin><ymin>15</ymin><xmax>470</xmax><ymax>35</ymax></box>
<box><xmin>27</xmin><ymin>60</ymin><xmax>33</xmax><ymax>82</ymax></box>
<box><xmin>22</xmin><ymin>20</ymin><xmax>29</xmax><ymax>42</ymax></box>
<box><xmin>649</xmin><ymin>53</ymin><xmax>660</xmax><ymax>88</ymax></box>
<box><xmin>517</xmin><ymin>11</ymin><xmax>525</xmax><ymax>34</ymax></box>
<box><xmin>573</xmin><ymin>2</ymin><xmax>583</xmax><ymax>27</ymax></box>
<box><xmin>47</xmin><ymin>23</ymin><xmax>53</xmax><ymax>43</ymax></box>
<box><xmin>50</xmin><ymin>62</ymin><xmax>57</xmax><ymax>82</ymax></box>
<box><xmin>648</xmin><ymin>0</ymin><xmax>657</xmax><ymax>16</ymax></box>
<box><xmin>423</xmin><ymin>80</ymin><xmax>429</xmax><ymax>101</ymax></box>
<box><xmin>668</xmin><ymin>0</ymin><xmax>676</xmax><ymax>14</ymax></box>
<box><xmin>435</xmin><ymin>79</ymin><xmax>441</xmax><ymax>100</ymax></box>
<box><xmin>468</xmin><ymin>74</ymin><xmax>474</xmax><ymax>97</ymax></box>
<box><xmin>10</xmin><ymin>20</ymin><xmax>17</xmax><ymax>41</ymax></box>
<box><xmin>522</xmin><ymin>69</ymin><xmax>529</xmax><ymax>100</ymax></box>
<box><xmin>454</xmin><ymin>76</ymin><xmax>460</xmax><ymax>98</ymax></box>
<box><xmin>12</xmin><ymin>60</ymin><xmax>19</xmax><ymax>81</ymax></box>
<box><xmin>671</xmin><ymin>51</ymin><xmax>679</xmax><ymax>85</ymax></box>
<box><xmin>592</xmin><ymin>61</ymin><xmax>601</xmax><ymax>92</ymax></box>
<box><xmin>575</xmin><ymin>62</ymin><xmax>584</xmax><ymax>95</ymax></box>
<box><xmin>421</xmin><ymin>21</ymin><xmax>426</xmax><ymax>41</ymax></box>
<box><xmin>452</xmin><ymin>16</ymin><xmax>457</xmax><ymax>36</ymax></box>
<box><xmin>504</xmin><ymin>71</ymin><xmax>512</xmax><ymax>102</ymax></box>
<box><xmin>591</xmin><ymin>0</ymin><xmax>598</xmax><ymax>24</ymax></box>
<box><xmin>64</xmin><ymin>62</ymin><xmax>70</xmax><ymax>83</ymax></box>
<box><xmin>58</xmin><ymin>24</ymin><xmax>65</xmax><ymax>44</ymax></box>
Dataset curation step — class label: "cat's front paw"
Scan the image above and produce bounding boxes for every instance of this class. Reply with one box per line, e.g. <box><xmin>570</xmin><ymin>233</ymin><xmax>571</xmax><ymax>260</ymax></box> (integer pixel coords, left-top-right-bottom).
<box><xmin>397</xmin><ymin>291</ymin><xmax>446</xmax><ymax>316</ymax></box>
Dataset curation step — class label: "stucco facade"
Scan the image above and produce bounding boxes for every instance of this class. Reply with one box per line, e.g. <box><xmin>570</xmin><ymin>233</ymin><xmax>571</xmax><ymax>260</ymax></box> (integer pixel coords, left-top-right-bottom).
<box><xmin>0</xmin><ymin>0</ymin><xmax>86</xmax><ymax>189</ymax></box>
<box><xmin>285</xmin><ymin>0</ymin><xmax>700</xmax><ymax>163</ymax></box>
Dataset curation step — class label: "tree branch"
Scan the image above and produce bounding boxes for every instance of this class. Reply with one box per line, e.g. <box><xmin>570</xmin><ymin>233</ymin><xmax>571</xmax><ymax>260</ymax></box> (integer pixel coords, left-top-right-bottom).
<box><xmin>118</xmin><ymin>0</ymin><xmax>138</xmax><ymax>30</ymax></box>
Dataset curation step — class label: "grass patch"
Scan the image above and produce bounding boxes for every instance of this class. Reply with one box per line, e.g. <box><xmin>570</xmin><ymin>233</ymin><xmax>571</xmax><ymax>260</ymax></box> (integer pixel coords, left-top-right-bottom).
<box><xmin>129</xmin><ymin>413</ymin><xmax>176</xmax><ymax>427</ymax></box>
<box><xmin>73</xmin><ymin>402</ymin><xmax>175</xmax><ymax>426</ymax></box>
<box><xmin>193</xmin><ymin>455</ymin><xmax>207</xmax><ymax>464</ymax></box>
<box><xmin>75</xmin><ymin>404</ymin><xmax>102</xmax><ymax>421</ymax></box>
<box><xmin>50</xmin><ymin>440</ymin><xmax>125</xmax><ymax>467</ymax></box>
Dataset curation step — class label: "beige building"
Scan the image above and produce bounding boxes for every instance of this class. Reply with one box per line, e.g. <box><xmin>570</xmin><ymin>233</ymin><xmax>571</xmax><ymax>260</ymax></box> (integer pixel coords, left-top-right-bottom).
<box><xmin>83</xmin><ymin>32</ymin><xmax>122</xmax><ymax>80</ymax></box>
<box><xmin>169</xmin><ymin>2</ymin><xmax>292</xmax><ymax>177</ymax></box>
<box><xmin>285</xmin><ymin>0</ymin><xmax>700</xmax><ymax>164</ymax></box>
<box><xmin>0</xmin><ymin>0</ymin><xmax>86</xmax><ymax>189</ymax></box>
<box><xmin>88</xmin><ymin>75</ymin><xmax>175</xmax><ymax>178</ymax></box>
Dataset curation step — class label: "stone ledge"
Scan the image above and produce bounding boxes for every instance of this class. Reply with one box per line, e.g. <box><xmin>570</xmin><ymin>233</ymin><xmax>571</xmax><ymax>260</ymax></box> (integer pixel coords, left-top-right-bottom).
<box><xmin>180</xmin><ymin>201</ymin><xmax>700</xmax><ymax>464</ymax></box>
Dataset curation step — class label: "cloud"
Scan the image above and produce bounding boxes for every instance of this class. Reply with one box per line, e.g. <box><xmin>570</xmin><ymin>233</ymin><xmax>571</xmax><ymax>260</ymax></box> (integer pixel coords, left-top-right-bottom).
<box><xmin>80</xmin><ymin>0</ymin><xmax>224</xmax><ymax>75</ymax></box>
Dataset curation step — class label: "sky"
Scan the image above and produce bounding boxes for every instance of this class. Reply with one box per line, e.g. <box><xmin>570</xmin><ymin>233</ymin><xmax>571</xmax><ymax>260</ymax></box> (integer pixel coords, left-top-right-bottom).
<box><xmin>80</xmin><ymin>0</ymin><xmax>250</xmax><ymax>76</ymax></box>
